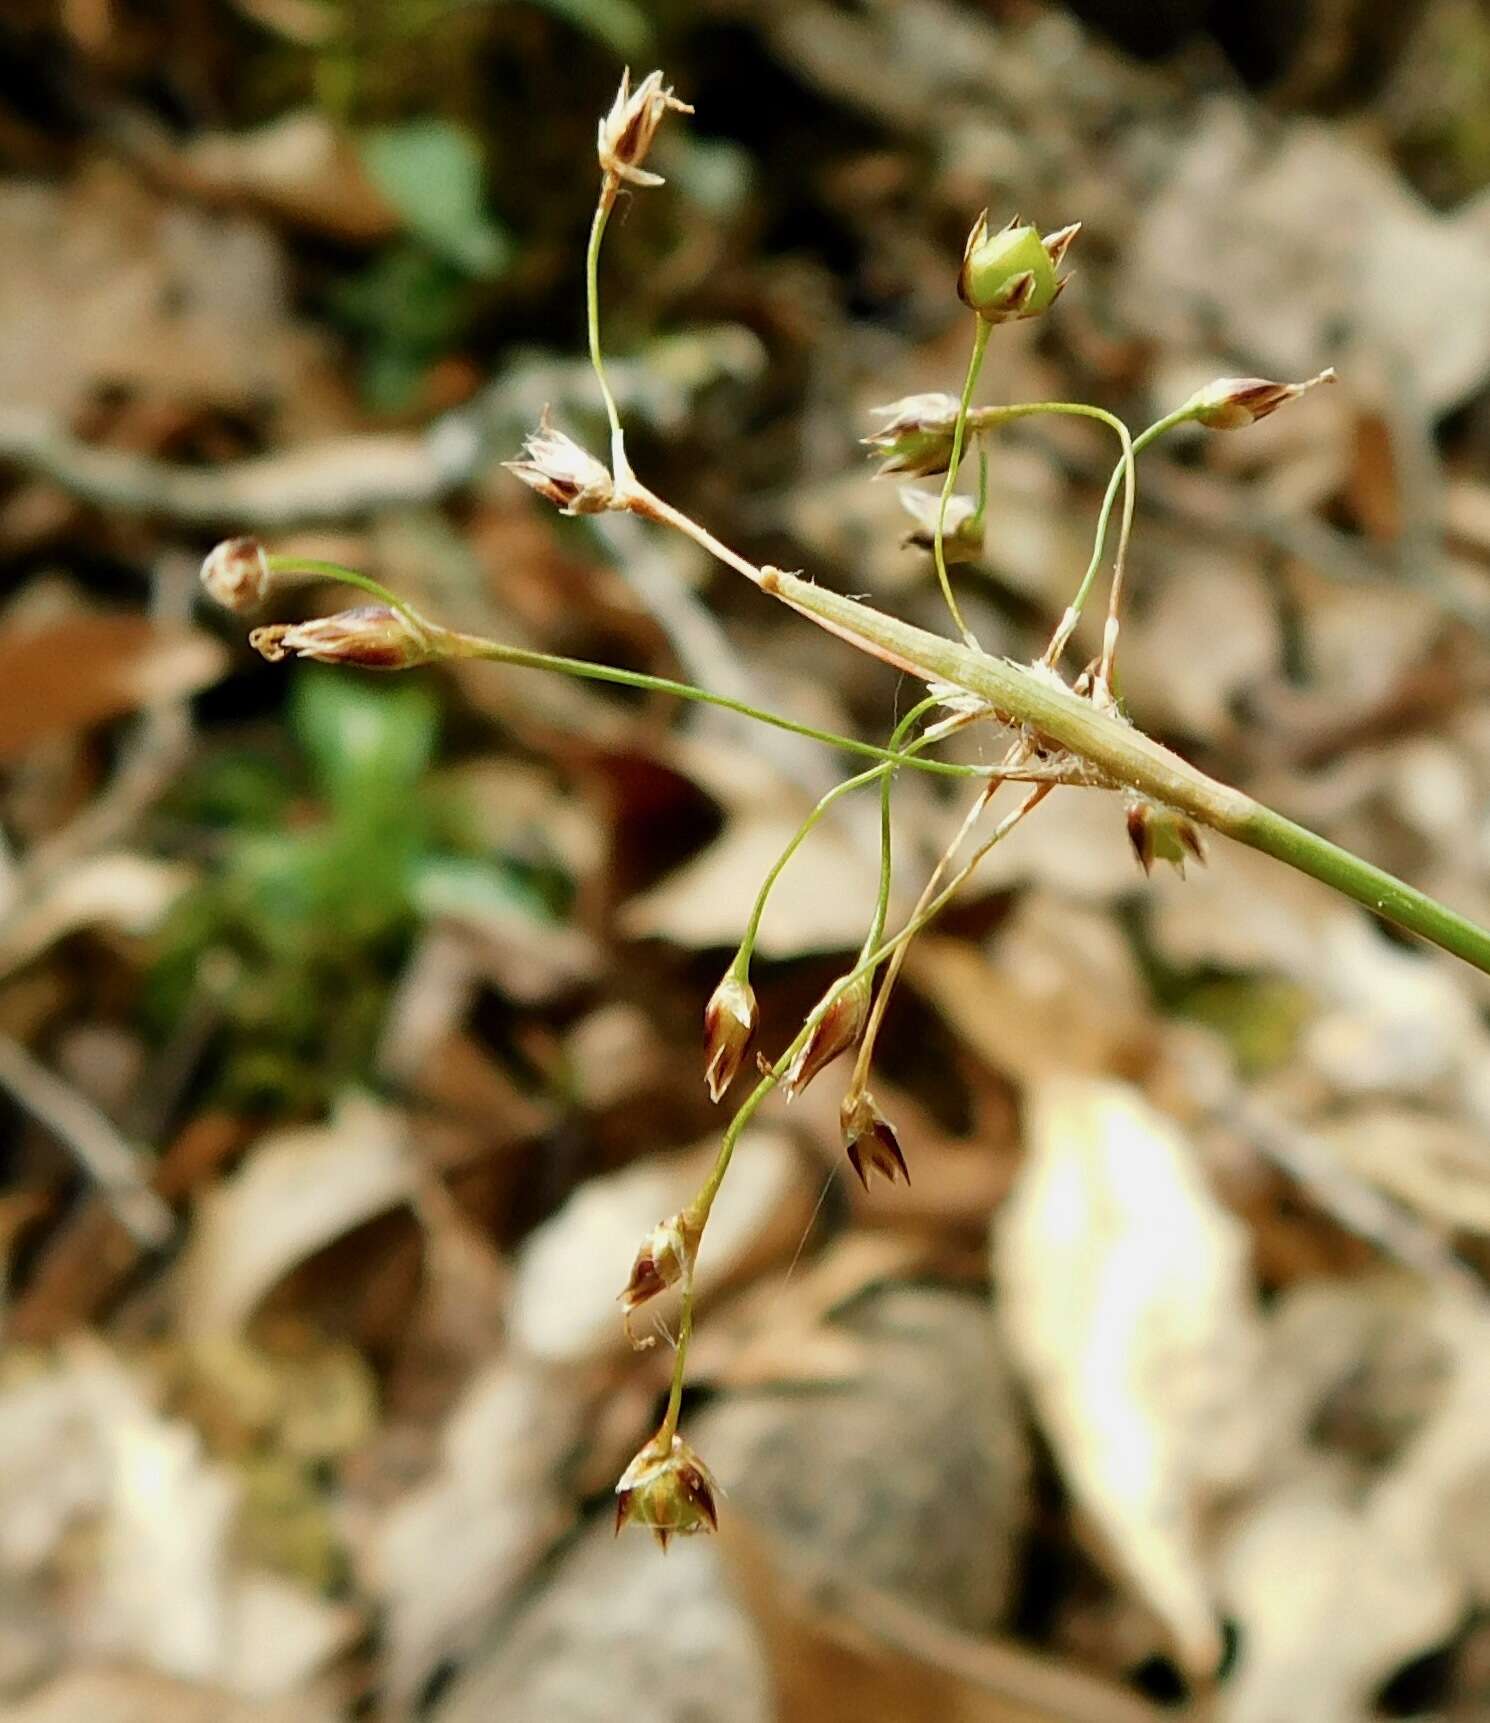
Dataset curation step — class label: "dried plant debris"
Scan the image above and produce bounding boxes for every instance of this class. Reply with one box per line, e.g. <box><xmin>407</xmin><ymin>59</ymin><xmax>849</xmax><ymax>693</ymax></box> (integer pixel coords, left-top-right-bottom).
<box><xmin>10</xmin><ymin>2</ymin><xmax>1490</xmax><ymax>1719</ymax></box>
<box><xmin>993</xmin><ymin>1078</ymin><xmax>1265</xmax><ymax>1675</ymax></box>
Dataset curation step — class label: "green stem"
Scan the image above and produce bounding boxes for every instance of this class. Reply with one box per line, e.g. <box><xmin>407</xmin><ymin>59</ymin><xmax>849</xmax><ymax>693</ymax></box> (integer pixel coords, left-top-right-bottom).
<box><xmin>586</xmin><ymin>181</ymin><xmax>630</xmax><ymax>481</ymax></box>
<box><xmin>659</xmin><ymin>768</ymin><xmax>1052</xmax><ymax>1436</ymax></box>
<box><xmin>934</xmin><ymin>318</ymin><xmax>992</xmax><ymax>646</ymax></box>
<box><xmin>737</xmin><ymin>698</ymin><xmax>939</xmax><ymax>963</ymax></box>
<box><xmin>763</xmin><ymin>568</ymin><xmax>1490</xmax><ymax>976</ymax></box>
<box><xmin>1047</xmin><ymin>405</ymin><xmax>1194</xmax><ymax>667</ymax></box>
<box><xmin>264</xmin><ymin>556</ymin><xmax>428</xmax><ymax>632</ymax></box>
<box><xmin>449</xmin><ymin>633</ymin><xmax>985</xmax><ymax>778</ymax></box>
<box><xmin>1238</xmin><ymin>805</ymin><xmax>1490</xmax><ymax>974</ymax></box>
<box><xmin>953</xmin><ymin>400</ymin><xmax>1135</xmax><ymax>666</ymax></box>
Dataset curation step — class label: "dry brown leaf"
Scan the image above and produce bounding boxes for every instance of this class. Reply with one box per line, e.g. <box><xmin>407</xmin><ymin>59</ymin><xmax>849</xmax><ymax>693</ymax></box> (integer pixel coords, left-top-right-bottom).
<box><xmin>0</xmin><ymin>1669</ymin><xmax>343</xmax><ymax>1723</ymax></box>
<box><xmin>619</xmin><ymin>798</ymin><xmax>885</xmax><ymax>956</ymax></box>
<box><xmin>910</xmin><ymin>894</ymin><xmax>1155</xmax><ymax>1085</ymax></box>
<box><xmin>0</xmin><ymin>164</ymin><xmax>318</xmax><ymax>419</ymax></box>
<box><xmin>993</xmin><ymin>1078</ymin><xmax>1264</xmax><ymax>1675</ymax></box>
<box><xmin>1121</xmin><ymin>100</ymin><xmax>1490</xmax><ymax>414</ymax></box>
<box><xmin>368</xmin><ymin>1357</ymin><xmax>579</xmax><ymax>1706</ymax></box>
<box><xmin>507</xmin><ymin>1132</ymin><xmax>801</xmax><ymax>1365</ymax></box>
<box><xmin>177</xmin><ymin>1096</ymin><xmax>415</xmax><ymax>1336</ymax></box>
<box><xmin>1314</xmin><ymin>1104</ymin><xmax>1490</xmax><ymax>1235</ymax></box>
<box><xmin>0</xmin><ymin>853</ymin><xmax>193</xmax><ymax>978</ymax></box>
<box><xmin>722</xmin><ymin>1518</ymin><xmax>1164</xmax><ymax>1723</ymax></box>
<box><xmin>0</xmin><ymin>1347</ymin><xmax>125</xmax><ymax>1576</ymax></box>
<box><xmin>1121</xmin><ymin>555</ymin><xmax>1281</xmax><ymax>742</ymax></box>
<box><xmin>1219</xmin><ymin>1463</ymin><xmax>1461</xmax><ymax>1723</ymax></box>
<box><xmin>970</xmin><ymin>787</ymin><xmax>1149</xmax><ymax>904</ymax></box>
<box><xmin>0</xmin><ymin>615</ymin><xmax>226</xmax><ymax>762</ymax></box>
<box><xmin>1223</xmin><ymin>1293</ymin><xmax>1490</xmax><ymax>1719</ymax></box>
<box><xmin>171</xmin><ymin>114</ymin><xmax>400</xmax><ymax>242</ymax></box>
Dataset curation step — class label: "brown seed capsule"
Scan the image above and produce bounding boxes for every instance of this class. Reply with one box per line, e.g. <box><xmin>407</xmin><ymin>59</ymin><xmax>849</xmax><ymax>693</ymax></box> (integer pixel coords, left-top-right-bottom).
<box><xmin>861</xmin><ymin>392</ymin><xmax>962</xmax><ymax>478</ymax></box>
<box><xmin>1183</xmin><ymin>368</ymin><xmax>1336</xmax><ymax>430</ymax></box>
<box><xmin>899</xmin><ymin>488</ymin><xmax>984</xmax><ymax>562</ymax></box>
<box><xmin>614</xmin><ymin>1428</ymin><xmax>719</xmax><ymax>1551</ymax></box>
<box><xmin>504</xmin><ymin>414</ymin><xmax>614</xmax><ymax>515</ymax></box>
<box><xmin>840</xmin><ymin>1089</ymin><xmax>909</xmax><ymax>1190</ymax></box>
<box><xmin>596</xmin><ymin>68</ymin><xmax>693</xmax><ymax>189</ymax></box>
<box><xmin>703</xmin><ymin>966</ymin><xmax>757</xmax><ymax>1103</ymax></box>
<box><xmin>780</xmin><ymin>971</ymin><xmax>872</xmax><ymax>1101</ymax></box>
<box><xmin>617</xmin><ymin>1208</ymin><xmax>702</xmax><ymax>1346</ymax></box>
<box><xmin>199</xmin><ymin>537</ymin><xmax>271</xmax><ymax>614</ymax></box>
<box><xmin>958</xmin><ymin>212</ymin><xmax>1079</xmax><ymax>324</ymax></box>
<box><xmin>249</xmin><ymin>604</ymin><xmax>436</xmax><ymax>670</ymax></box>
<box><xmin>1126</xmin><ymin>795</ymin><xmax>1206</xmax><ymax>877</ymax></box>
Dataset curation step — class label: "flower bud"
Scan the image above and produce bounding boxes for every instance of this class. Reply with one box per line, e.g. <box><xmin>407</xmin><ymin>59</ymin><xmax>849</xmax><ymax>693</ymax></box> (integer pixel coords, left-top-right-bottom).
<box><xmin>862</xmin><ymin>392</ymin><xmax>962</xmax><ymax>478</ymax></box>
<box><xmin>199</xmin><ymin>537</ymin><xmax>271</xmax><ymax>614</ymax></box>
<box><xmin>899</xmin><ymin>488</ymin><xmax>984</xmax><ymax>563</ymax></box>
<box><xmin>780</xmin><ymin>971</ymin><xmax>872</xmax><ymax>1101</ymax></box>
<box><xmin>703</xmin><ymin>966</ymin><xmax>757</xmax><ymax>1103</ymax></box>
<box><xmin>840</xmin><ymin>1090</ymin><xmax>909</xmax><ymax>1190</ymax></box>
<box><xmin>249</xmin><ymin>604</ymin><xmax>436</xmax><ymax>670</ymax></box>
<box><xmin>1126</xmin><ymin>795</ymin><xmax>1206</xmax><ymax>877</ymax></box>
<box><xmin>597</xmin><ymin>68</ymin><xmax>693</xmax><ymax>189</ymax></box>
<box><xmin>1182</xmin><ymin>367</ymin><xmax>1336</xmax><ymax>430</ymax></box>
<box><xmin>614</xmin><ymin>1428</ymin><xmax>719</xmax><ymax>1550</ymax></box>
<box><xmin>504</xmin><ymin>414</ymin><xmax>614</xmax><ymax>515</ymax></box>
<box><xmin>958</xmin><ymin>212</ymin><xmax>1078</xmax><ymax>324</ymax></box>
<box><xmin>618</xmin><ymin>1207</ymin><xmax>702</xmax><ymax>1345</ymax></box>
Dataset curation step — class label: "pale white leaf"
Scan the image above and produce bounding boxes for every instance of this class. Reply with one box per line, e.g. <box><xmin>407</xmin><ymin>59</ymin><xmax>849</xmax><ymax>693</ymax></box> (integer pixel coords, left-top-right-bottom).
<box><xmin>993</xmin><ymin>1078</ymin><xmax>1264</xmax><ymax>1673</ymax></box>
<box><xmin>179</xmin><ymin>1094</ymin><xmax>415</xmax><ymax>1335</ymax></box>
<box><xmin>370</xmin><ymin>1358</ymin><xmax>580</xmax><ymax>1704</ymax></box>
<box><xmin>509</xmin><ymin>1132</ymin><xmax>798</xmax><ymax>1364</ymax></box>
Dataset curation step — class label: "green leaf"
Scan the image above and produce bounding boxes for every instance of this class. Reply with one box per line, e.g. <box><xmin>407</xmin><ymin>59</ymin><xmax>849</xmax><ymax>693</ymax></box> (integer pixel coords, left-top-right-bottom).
<box><xmin>520</xmin><ymin>0</ymin><xmax>650</xmax><ymax>58</ymax></box>
<box><xmin>410</xmin><ymin>854</ymin><xmax>556</xmax><ymax>927</ymax></box>
<box><xmin>359</xmin><ymin>120</ymin><xmax>509</xmax><ymax>278</ymax></box>
<box><xmin>290</xmin><ymin>670</ymin><xmax>439</xmax><ymax>814</ymax></box>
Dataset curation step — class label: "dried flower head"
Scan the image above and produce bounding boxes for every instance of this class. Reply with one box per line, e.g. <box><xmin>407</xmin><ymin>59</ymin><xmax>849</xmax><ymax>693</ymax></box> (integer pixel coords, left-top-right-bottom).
<box><xmin>618</xmin><ymin>1207</ymin><xmax>702</xmax><ymax>1345</ymax></box>
<box><xmin>1126</xmin><ymin>794</ymin><xmax>1206</xmax><ymax>876</ymax></box>
<box><xmin>249</xmin><ymin>605</ymin><xmax>436</xmax><ymax>670</ymax></box>
<box><xmin>862</xmin><ymin>392</ymin><xmax>962</xmax><ymax>478</ymax></box>
<box><xmin>958</xmin><ymin>213</ymin><xmax>1078</xmax><ymax>323</ymax></box>
<box><xmin>899</xmin><ymin>487</ymin><xmax>984</xmax><ymax>563</ymax></box>
<box><xmin>1183</xmin><ymin>367</ymin><xmax>1337</xmax><ymax>430</ymax></box>
<box><xmin>597</xmin><ymin>68</ymin><xmax>693</xmax><ymax>189</ymax></box>
<box><xmin>199</xmin><ymin>537</ymin><xmax>271</xmax><ymax>614</ymax></box>
<box><xmin>704</xmin><ymin>965</ymin><xmax>758</xmax><ymax>1103</ymax></box>
<box><xmin>504</xmin><ymin>414</ymin><xmax>614</xmax><ymax>515</ymax></box>
<box><xmin>840</xmin><ymin>1089</ymin><xmax>909</xmax><ymax>1190</ymax></box>
<box><xmin>780</xmin><ymin>970</ymin><xmax>873</xmax><ymax>1100</ymax></box>
<box><xmin>615</xmin><ymin>1428</ymin><xmax>719</xmax><ymax>1550</ymax></box>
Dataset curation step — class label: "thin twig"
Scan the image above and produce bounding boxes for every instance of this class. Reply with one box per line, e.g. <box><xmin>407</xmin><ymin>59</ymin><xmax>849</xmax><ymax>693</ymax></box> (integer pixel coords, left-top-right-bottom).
<box><xmin>0</xmin><ymin>1035</ymin><xmax>172</xmax><ymax>1248</ymax></box>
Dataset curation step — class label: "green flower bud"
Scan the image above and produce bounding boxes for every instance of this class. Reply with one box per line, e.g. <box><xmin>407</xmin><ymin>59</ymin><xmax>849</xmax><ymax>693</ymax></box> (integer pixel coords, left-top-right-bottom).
<box><xmin>840</xmin><ymin>1089</ymin><xmax>909</xmax><ymax>1191</ymax></box>
<box><xmin>958</xmin><ymin>213</ymin><xmax>1078</xmax><ymax>324</ymax></box>
<box><xmin>862</xmin><ymin>392</ymin><xmax>962</xmax><ymax>478</ymax></box>
<box><xmin>1125</xmin><ymin>794</ymin><xmax>1206</xmax><ymax>877</ymax></box>
<box><xmin>1181</xmin><ymin>368</ymin><xmax>1336</xmax><ymax>430</ymax></box>
<box><xmin>614</xmin><ymin>1429</ymin><xmax>719</xmax><ymax>1550</ymax></box>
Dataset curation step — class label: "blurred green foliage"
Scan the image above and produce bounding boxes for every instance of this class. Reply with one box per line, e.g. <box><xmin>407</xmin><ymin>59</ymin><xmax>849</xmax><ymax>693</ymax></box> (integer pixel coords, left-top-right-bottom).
<box><xmin>148</xmin><ymin>671</ymin><xmax>561</xmax><ymax>1112</ymax></box>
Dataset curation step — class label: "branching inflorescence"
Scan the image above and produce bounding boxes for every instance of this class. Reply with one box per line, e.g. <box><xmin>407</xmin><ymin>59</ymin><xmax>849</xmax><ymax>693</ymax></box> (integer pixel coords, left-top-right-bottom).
<box><xmin>199</xmin><ymin>70</ymin><xmax>1489</xmax><ymax>1549</ymax></box>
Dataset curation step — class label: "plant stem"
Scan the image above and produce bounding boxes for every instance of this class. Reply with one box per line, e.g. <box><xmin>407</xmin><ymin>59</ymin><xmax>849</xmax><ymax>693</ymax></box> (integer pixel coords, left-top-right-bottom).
<box><xmin>264</xmin><ymin>555</ymin><xmax>429</xmax><ymax>632</ymax></box>
<box><xmin>657</xmin><ymin>768</ymin><xmax>1053</xmax><ymax>1434</ymax></box>
<box><xmin>933</xmin><ymin>318</ymin><xmax>992</xmax><ymax>647</ymax></box>
<box><xmin>447</xmin><ymin>632</ymin><xmax>985</xmax><ymax>778</ymax></box>
<box><xmin>585</xmin><ymin>179</ymin><xmax>630</xmax><ymax>482</ymax></box>
<box><xmin>1237</xmin><ymin>804</ymin><xmax>1490</xmax><ymax>973</ymax></box>
<box><xmin>1045</xmin><ymin>405</ymin><xmax>1194</xmax><ymax>668</ymax></box>
<box><xmin>737</xmin><ymin>698</ymin><xmax>940</xmax><ymax>963</ymax></box>
<box><xmin>762</xmin><ymin>568</ymin><xmax>1490</xmax><ymax>975</ymax></box>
